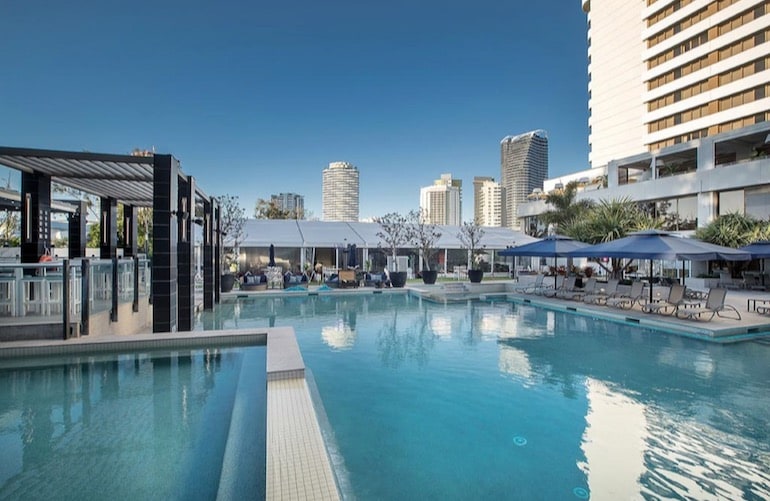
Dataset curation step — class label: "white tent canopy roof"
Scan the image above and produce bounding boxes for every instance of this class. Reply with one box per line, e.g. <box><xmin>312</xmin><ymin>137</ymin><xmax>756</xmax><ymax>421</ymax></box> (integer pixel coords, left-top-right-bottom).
<box><xmin>240</xmin><ymin>220</ymin><xmax>537</xmax><ymax>250</ymax></box>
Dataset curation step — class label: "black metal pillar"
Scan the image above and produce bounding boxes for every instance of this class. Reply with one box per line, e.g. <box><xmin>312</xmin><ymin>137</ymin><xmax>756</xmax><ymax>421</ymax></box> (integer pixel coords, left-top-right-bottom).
<box><xmin>20</xmin><ymin>171</ymin><xmax>51</xmax><ymax>263</ymax></box>
<box><xmin>68</xmin><ymin>200</ymin><xmax>88</xmax><ymax>259</ymax></box>
<box><xmin>214</xmin><ymin>200</ymin><xmax>222</xmax><ymax>304</ymax></box>
<box><xmin>123</xmin><ymin>205</ymin><xmax>139</xmax><ymax>258</ymax></box>
<box><xmin>202</xmin><ymin>198</ymin><xmax>215</xmax><ymax>310</ymax></box>
<box><xmin>152</xmin><ymin>154</ymin><xmax>179</xmax><ymax>333</ymax></box>
<box><xmin>99</xmin><ymin>197</ymin><xmax>118</xmax><ymax>259</ymax></box>
<box><xmin>81</xmin><ymin>259</ymin><xmax>90</xmax><ymax>336</ymax></box>
<box><xmin>177</xmin><ymin>176</ymin><xmax>195</xmax><ymax>331</ymax></box>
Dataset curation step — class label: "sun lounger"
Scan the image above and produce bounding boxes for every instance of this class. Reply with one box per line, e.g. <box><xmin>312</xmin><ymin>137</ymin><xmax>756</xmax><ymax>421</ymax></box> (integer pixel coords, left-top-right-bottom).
<box><xmin>546</xmin><ymin>276</ymin><xmax>577</xmax><ymax>298</ymax></box>
<box><xmin>675</xmin><ymin>288</ymin><xmax>741</xmax><ymax>321</ymax></box>
<box><xmin>583</xmin><ymin>279</ymin><xmax>619</xmax><ymax>305</ymax></box>
<box><xmin>641</xmin><ymin>283</ymin><xmax>686</xmax><ymax>315</ymax></box>
<box><xmin>560</xmin><ymin>278</ymin><xmax>596</xmax><ymax>301</ymax></box>
<box><xmin>515</xmin><ymin>274</ymin><xmax>553</xmax><ymax>295</ymax></box>
<box><xmin>606</xmin><ymin>280</ymin><xmax>645</xmax><ymax>310</ymax></box>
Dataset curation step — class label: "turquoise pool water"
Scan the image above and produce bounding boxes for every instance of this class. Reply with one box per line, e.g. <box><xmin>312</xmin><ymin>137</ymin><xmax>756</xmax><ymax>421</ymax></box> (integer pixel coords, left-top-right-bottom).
<box><xmin>0</xmin><ymin>346</ymin><xmax>266</xmax><ymax>501</ymax></box>
<box><xmin>200</xmin><ymin>294</ymin><xmax>770</xmax><ymax>500</ymax></box>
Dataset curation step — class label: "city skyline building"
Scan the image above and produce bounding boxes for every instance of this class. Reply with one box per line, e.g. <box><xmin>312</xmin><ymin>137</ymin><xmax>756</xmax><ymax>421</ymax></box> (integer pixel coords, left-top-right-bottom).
<box><xmin>500</xmin><ymin>130</ymin><xmax>548</xmax><ymax>231</ymax></box>
<box><xmin>271</xmin><ymin>192</ymin><xmax>305</xmax><ymax>218</ymax></box>
<box><xmin>419</xmin><ymin>173</ymin><xmax>462</xmax><ymax>225</ymax></box>
<box><xmin>322</xmin><ymin>161</ymin><xmax>359</xmax><ymax>222</ymax></box>
<box><xmin>473</xmin><ymin>176</ymin><xmax>495</xmax><ymax>225</ymax></box>
<box><xmin>476</xmin><ymin>178</ymin><xmax>503</xmax><ymax>227</ymax></box>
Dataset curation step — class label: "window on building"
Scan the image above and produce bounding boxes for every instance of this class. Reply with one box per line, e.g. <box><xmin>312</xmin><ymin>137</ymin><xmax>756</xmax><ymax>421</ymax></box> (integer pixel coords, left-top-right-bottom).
<box><xmin>719</xmin><ymin>190</ymin><xmax>744</xmax><ymax>215</ymax></box>
<box><xmin>746</xmin><ymin>186</ymin><xmax>770</xmax><ymax>219</ymax></box>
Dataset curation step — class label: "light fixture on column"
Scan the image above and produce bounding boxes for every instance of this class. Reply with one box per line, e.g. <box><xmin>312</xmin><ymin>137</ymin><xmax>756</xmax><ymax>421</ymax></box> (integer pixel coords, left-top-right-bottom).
<box><xmin>24</xmin><ymin>193</ymin><xmax>31</xmax><ymax>241</ymax></box>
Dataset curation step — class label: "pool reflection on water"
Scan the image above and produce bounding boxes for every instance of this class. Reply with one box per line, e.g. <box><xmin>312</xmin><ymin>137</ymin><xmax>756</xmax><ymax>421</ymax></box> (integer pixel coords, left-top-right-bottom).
<box><xmin>200</xmin><ymin>293</ymin><xmax>770</xmax><ymax>500</ymax></box>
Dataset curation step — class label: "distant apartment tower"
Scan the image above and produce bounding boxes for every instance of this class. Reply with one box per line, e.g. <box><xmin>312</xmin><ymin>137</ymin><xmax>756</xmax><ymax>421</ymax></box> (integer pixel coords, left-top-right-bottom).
<box><xmin>419</xmin><ymin>173</ymin><xmax>462</xmax><ymax>225</ymax></box>
<box><xmin>585</xmin><ymin>0</ymin><xmax>770</xmax><ymax>167</ymax></box>
<box><xmin>476</xmin><ymin>178</ymin><xmax>503</xmax><ymax>227</ymax></box>
<box><xmin>322</xmin><ymin>161</ymin><xmax>359</xmax><ymax>221</ymax></box>
<box><xmin>472</xmin><ymin>176</ymin><xmax>495</xmax><ymax>224</ymax></box>
<box><xmin>501</xmin><ymin>130</ymin><xmax>548</xmax><ymax>230</ymax></box>
<box><xmin>271</xmin><ymin>192</ymin><xmax>304</xmax><ymax>218</ymax></box>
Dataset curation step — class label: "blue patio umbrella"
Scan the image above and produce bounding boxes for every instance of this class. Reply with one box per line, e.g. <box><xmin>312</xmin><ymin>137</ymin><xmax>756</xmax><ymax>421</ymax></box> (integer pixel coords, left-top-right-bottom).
<box><xmin>565</xmin><ymin>230</ymin><xmax>751</xmax><ymax>302</ymax></box>
<box><xmin>499</xmin><ymin>234</ymin><xmax>592</xmax><ymax>287</ymax></box>
<box><xmin>738</xmin><ymin>240</ymin><xmax>770</xmax><ymax>258</ymax></box>
<box><xmin>738</xmin><ymin>240</ymin><xmax>770</xmax><ymax>284</ymax></box>
<box><xmin>268</xmin><ymin>244</ymin><xmax>276</xmax><ymax>267</ymax></box>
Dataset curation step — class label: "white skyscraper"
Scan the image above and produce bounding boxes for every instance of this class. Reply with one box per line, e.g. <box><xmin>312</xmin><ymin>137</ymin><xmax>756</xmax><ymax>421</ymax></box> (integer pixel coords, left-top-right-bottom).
<box><xmin>477</xmin><ymin>179</ymin><xmax>503</xmax><ymax>227</ymax></box>
<box><xmin>322</xmin><ymin>161</ymin><xmax>359</xmax><ymax>222</ymax></box>
<box><xmin>419</xmin><ymin>173</ymin><xmax>462</xmax><ymax>225</ymax></box>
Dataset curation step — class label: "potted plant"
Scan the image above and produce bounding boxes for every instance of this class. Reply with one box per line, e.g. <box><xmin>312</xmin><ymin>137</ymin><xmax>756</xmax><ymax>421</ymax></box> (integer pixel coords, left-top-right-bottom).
<box><xmin>408</xmin><ymin>209</ymin><xmax>442</xmax><ymax>284</ymax></box>
<box><xmin>457</xmin><ymin>220</ymin><xmax>486</xmax><ymax>283</ymax></box>
<box><xmin>375</xmin><ymin>212</ymin><xmax>410</xmax><ymax>287</ymax></box>
<box><xmin>217</xmin><ymin>194</ymin><xmax>247</xmax><ymax>292</ymax></box>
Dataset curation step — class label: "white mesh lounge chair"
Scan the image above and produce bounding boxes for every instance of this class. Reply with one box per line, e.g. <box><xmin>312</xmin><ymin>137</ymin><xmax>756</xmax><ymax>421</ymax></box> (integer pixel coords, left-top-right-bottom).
<box><xmin>641</xmin><ymin>283</ymin><xmax>686</xmax><ymax>316</ymax></box>
<box><xmin>561</xmin><ymin>277</ymin><xmax>596</xmax><ymax>301</ymax></box>
<box><xmin>513</xmin><ymin>274</ymin><xmax>550</xmax><ymax>295</ymax></box>
<box><xmin>583</xmin><ymin>279</ymin><xmax>619</xmax><ymax>305</ymax></box>
<box><xmin>675</xmin><ymin>288</ymin><xmax>741</xmax><ymax>321</ymax></box>
<box><xmin>545</xmin><ymin>276</ymin><xmax>577</xmax><ymax>298</ymax></box>
<box><xmin>606</xmin><ymin>281</ymin><xmax>645</xmax><ymax>309</ymax></box>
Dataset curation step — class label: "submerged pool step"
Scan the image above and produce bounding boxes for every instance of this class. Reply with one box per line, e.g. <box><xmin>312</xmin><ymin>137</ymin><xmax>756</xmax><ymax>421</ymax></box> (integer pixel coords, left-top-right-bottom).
<box><xmin>217</xmin><ymin>351</ymin><xmax>267</xmax><ymax>500</ymax></box>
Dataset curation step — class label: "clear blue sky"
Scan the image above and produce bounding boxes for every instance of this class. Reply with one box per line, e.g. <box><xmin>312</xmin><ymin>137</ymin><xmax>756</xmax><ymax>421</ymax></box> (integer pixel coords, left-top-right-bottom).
<box><xmin>0</xmin><ymin>0</ymin><xmax>589</xmax><ymax>221</ymax></box>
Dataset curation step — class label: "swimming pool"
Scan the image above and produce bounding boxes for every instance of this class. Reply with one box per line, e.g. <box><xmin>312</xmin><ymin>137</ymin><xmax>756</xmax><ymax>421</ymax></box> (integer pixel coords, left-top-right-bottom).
<box><xmin>0</xmin><ymin>345</ymin><xmax>266</xmax><ymax>500</ymax></box>
<box><xmin>200</xmin><ymin>293</ymin><xmax>770</xmax><ymax>499</ymax></box>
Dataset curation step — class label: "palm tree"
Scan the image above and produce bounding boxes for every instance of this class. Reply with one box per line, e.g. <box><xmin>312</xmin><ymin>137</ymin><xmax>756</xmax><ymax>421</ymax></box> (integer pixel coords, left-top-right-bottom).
<box><xmin>696</xmin><ymin>212</ymin><xmax>768</xmax><ymax>278</ymax></box>
<box><xmin>695</xmin><ymin>212</ymin><xmax>759</xmax><ymax>248</ymax></box>
<box><xmin>538</xmin><ymin>180</ymin><xmax>595</xmax><ymax>236</ymax></box>
<box><xmin>569</xmin><ymin>198</ymin><xmax>660</xmax><ymax>278</ymax></box>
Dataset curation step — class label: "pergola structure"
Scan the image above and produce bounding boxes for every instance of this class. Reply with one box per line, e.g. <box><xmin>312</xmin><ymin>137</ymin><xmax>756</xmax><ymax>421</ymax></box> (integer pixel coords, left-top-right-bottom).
<box><xmin>0</xmin><ymin>146</ymin><xmax>223</xmax><ymax>333</ymax></box>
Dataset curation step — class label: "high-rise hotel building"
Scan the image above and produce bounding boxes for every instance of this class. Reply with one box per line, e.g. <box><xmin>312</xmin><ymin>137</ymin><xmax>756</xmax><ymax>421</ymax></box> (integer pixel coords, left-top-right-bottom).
<box><xmin>586</xmin><ymin>0</ymin><xmax>770</xmax><ymax>166</ymax></box>
<box><xmin>519</xmin><ymin>2</ymin><xmax>770</xmax><ymax>234</ymax></box>
<box><xmin>420</xmin><ymin>173</ymin><xmax>462</xmax><ymax>225</ymax></box>
<box><xmin>322</xmin><ymin>161</ymin><xmax>359</xmax><ymax>221</ymax></box>
<box><xmin>501</xmin><ymin>130</ymin><xmax>548</xmax><ymax>231</ymax></box>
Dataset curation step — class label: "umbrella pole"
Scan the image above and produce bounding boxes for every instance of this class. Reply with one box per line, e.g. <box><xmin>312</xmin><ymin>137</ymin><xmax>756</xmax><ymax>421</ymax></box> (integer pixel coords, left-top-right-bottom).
<box><xmin>681</xmin><ymin>260</ymin><xmax>686</xmax><ymax>286</ymax></box>
<box><xmin>649</xmin><ymin>260</ymin><xmax>654</xmax><ymax>303</ymax></box>
<box><xmin>554</xmin><ymin>257</ymin><xmax>558</xmax><ymax>288</ymax></box>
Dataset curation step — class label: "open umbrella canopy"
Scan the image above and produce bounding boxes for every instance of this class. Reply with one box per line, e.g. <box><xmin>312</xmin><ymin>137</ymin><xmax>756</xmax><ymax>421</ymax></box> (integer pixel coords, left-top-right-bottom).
<box><xmin>566</xmin><ymin>230</ymin><xmax>751</xmax><ymax>303</ymax></box>
<box><xmin>498</xmin><ymin>234</ymin><xmax>591</xmax><ymax>257</ymax></box>
<box><xmin>738</xmin><ymin>240</ymin><xmax>770</xmax><ymax>258</ymax></box>
<box><xmin>565</xmin><ymin>230</ymin><xmax>751</xmax><ymax>261</ymax></box>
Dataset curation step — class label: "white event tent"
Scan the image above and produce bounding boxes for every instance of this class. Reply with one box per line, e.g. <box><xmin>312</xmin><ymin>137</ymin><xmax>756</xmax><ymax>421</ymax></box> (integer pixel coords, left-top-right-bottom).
<box><xmin>237</xmin><ymin>220</ymin><xmax>538</xmax><ymax>275</ymax></box>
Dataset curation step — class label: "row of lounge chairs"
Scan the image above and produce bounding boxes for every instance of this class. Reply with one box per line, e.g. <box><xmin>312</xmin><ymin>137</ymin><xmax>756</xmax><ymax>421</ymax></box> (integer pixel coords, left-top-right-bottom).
<box><xmin>513</xmin><ymin>274</ymin><xmax>742</xmax><ymax>322</ymax></box>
